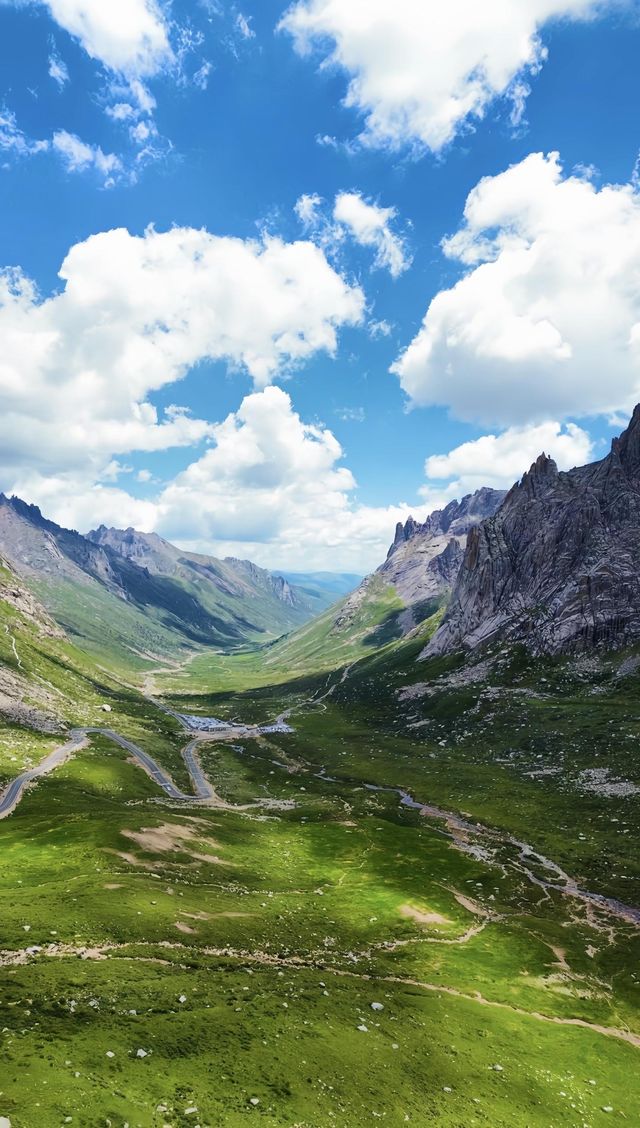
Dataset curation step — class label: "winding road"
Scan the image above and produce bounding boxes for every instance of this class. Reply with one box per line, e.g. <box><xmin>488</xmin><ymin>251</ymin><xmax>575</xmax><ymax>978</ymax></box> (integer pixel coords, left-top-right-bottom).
<box><xmin>2</xmin><ymin>699</ymin><xmax>640</xmax><ymax>931</ymax></box>
<box><xmin>0</xmin><ymin>722</ymin><xmax>221</xmax><ymax>819</ymax></box>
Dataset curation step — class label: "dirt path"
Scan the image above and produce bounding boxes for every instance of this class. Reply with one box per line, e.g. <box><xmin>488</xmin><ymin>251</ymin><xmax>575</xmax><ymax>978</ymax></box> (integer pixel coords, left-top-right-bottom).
<box><xmin>4</xmin><ymin>624</ymin><xmax>23</xmax><ymax>669</ymax></box>
<box><xmin>2</xmin><ymin>939</ymin><xmax>638</xmax><ymax>1050</ymax></box>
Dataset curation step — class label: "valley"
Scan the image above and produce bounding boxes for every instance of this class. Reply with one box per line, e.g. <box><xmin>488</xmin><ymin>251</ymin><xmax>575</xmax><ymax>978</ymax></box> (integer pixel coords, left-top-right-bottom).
<box><xmin>1</xmin><ymin>629</ymin><xmax>640</xmax><ymax>1126</ymax></box>
<box><xmin>2</xmin><ymin>416</ymin><xmax>640</xmax><ymax>1126</ymax></box>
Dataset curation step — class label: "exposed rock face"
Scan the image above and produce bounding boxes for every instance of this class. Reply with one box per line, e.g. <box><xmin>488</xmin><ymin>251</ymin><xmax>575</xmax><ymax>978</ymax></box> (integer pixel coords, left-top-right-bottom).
<box><xmin>0</xmin><ymin>555</ymin><xmax>64</xmax><ymax>639</ymax></box>
<box><xmin>0</xmin><ymin>496</ymin><xmax>123</xmax><ymax>591</ymax></box>
<box><xmin>380</xmin><ymin>488</ymin><xmax>506</xmax><ymax>609</ymax></box>
<box><xmin>333</xmin><ymin>488</ymin><xmax>506</xmax><ymax>638</ymax></box>
<box><xmin>426</xmin><ymin>405</ymin><xmax>640</xmax><ymax>657</ymax></box>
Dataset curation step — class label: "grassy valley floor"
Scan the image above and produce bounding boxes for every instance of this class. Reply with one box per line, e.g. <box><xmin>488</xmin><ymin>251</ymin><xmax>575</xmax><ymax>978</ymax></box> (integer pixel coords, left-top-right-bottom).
<box><xmin>1</xmin><ymin>626</ymin><xmax>640</xmax><ymax>1125</ymax></box>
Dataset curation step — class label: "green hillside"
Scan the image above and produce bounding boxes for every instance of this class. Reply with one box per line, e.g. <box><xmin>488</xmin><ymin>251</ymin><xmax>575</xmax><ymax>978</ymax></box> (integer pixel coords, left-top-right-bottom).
<box><xmin>0</xmin><ymin>496</ymin><xmax>324</xmax><ymax>678</ymax></box>
<box><xmin>0</xmin><ymin>561</ymin><xmax>184</xmax><ymax>786</ymax></box>
<box><xmin>151</xmin><ymin>573</ymin><xmax>434</xmax><ymax>695</ymax></box>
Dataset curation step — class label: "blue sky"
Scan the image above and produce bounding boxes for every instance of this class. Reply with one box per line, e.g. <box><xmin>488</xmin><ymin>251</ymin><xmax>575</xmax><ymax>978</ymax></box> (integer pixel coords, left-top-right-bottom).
<box><xmin>0</xmin><ymin>0</ymin><xmax>639</xmax><ymax>571</ymax></box>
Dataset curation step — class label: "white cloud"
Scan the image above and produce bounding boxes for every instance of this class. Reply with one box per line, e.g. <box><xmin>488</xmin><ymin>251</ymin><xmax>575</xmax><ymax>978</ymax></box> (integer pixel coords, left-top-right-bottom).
<box><xmin>235</xmin><ymin>11</ymin><xmax>255</xmax><ymax>39</ymax></box>
<box><xmin>333</xmin><ymin>192</ymin><xmax>411</xmax><ymax>277</ymax></box>
<box><xmin>0</xmin><ymin>108</ymin><xmax>48</xmax><ymax>159</ymax></box>
<box><xmin>14</xmin><ymin>475</ymin><xmax>161</xmax><ymax>536</ymax></box>
<box><xmin>129</xmin><ymin>119</ymin><xmax>154</xmax><ymax>144</ymax></box>
<box><xmin>422</xmin><ymin>421</ymin><xmax>593</xmax><ymax>499</ymax></box>
<box><xmin>367</xmin><ymin>318</ymin><xmax>392</xmax><ymax>339</ymax></box>
<box><xmin>48</xmin><ymin>49</ymin><xmax>70</xmax><ymax>88</ymax></box>
<box><xmin>280</xmin><ymin>0</ymin><xmax>615</xmax><ymax>153</ymax></box>
<box><xmin>294</xmin><ymin>189</ymin><xmax>410</xmax><ymax>277</ymax></box>
<box><xmin>8</xmin><ymin>385</ymin><xmax>423</xmax><ymax>572</ymax></box>
<box><xmin>193</xmin><ymin>61</ymin><xmax>212</xmax><ymax>90</ymax></box>
<box><xmin>44</xmin><ymin>0</ymin><xmax>173</xmax><ymax>78</ymax></box>
<box><xmin>155</xmin><ymin>387</ymin><xmax>423</xmax><ymax>571</ymax></box>
<box><xmin>0</xmin><ymin>113</ymin><xmax>143</xmax><ymax>185</ymax></box>
<box><xmin>0</xmin><ymin>224</ymin><xmax>364</xmax><ymax>540</ymax></box>
<box><xmin>393</xmin><ymin>152</ymin><xmax>640</xmax><ymax>425</ymax></box>
<box><xmin>295</xmin><ymin>192</ymin><xmax>324</xmax><ymax>229</ymax></box>
<box><xmin>51</xmin><ymin>129</ymin><xmax>123</xmax><ymax>183</ymax></box>
<box><xmin>335</xmin><ymin>405</ymin><xmax>365</xmax><ymax>422</ymax></box>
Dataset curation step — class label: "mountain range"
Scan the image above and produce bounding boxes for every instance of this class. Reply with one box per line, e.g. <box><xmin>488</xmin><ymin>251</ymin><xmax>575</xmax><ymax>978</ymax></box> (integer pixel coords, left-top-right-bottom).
<box><xmin>3</xmin><ymin>406</ymin><xmax>640</xmax><ymax>683</ymax></box>
<box><xmin>0</xmin><ymin>495</ymin><xmax>333</xmax><ymax>671</ymax></box>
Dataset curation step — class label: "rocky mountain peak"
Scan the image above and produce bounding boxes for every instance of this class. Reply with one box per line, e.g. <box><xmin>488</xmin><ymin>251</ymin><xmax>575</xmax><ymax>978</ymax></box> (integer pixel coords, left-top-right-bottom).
<box><xmin>387</xmin><ymin>488</ymin><xmax>506</xmax><ymax>561</ymax></box>
<box><xmin>374</xmin><ymin>487</ymin><xmax>506</xmax><ymax>633</ymax></box>
<box><xmin>519</xmin><ymin>452</ymin><xmax>559</xmax><ymax>496</ymax></box>
<box><xmin>425</xmin><ymin>404</ymin><xmax>640</xmax><ymax>658</ymax></box>
<box><xmin>611</xmin><ymin>401</ymin><xmax>640</xmax><ymax>476</ymax></box>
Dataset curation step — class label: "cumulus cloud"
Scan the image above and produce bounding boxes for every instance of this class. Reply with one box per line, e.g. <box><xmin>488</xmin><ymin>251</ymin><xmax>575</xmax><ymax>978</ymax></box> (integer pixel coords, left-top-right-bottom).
<box><xmin>421</xmin><ymin>421</ymin><xmax>594</xmax><ymax>501</ymax></box>
<box><xmin>393</xmin><ymin>152</ymin><xmax>640</xmax><ymax>425</ymax></box>
<box><xmin>9</xmin><ymin>384</ymin><xmax>426</xmax><ymax>572</ymax></box>
<box><xmin>0</xmin><ymin>224</ymin><xmax>364</xmax><ymax>539</ymax></box>
<box><xmin>280</xmin><ymin>0</ymin><xmax>614</xmax><ymax>153</ymax></box>
<box><xmin>332</xmin><ymin>192</ymin><xmax>411</xmax><ymax>277</ymax></box>
<box><xmin>155</xmin><ymin>387</ymin><xmax>424</xmax><ymax>571</ymax></box>
<box><xmin>43</xmin><ymin>0</ymin><xmax>173</xmax><ymax>78</ymax></box>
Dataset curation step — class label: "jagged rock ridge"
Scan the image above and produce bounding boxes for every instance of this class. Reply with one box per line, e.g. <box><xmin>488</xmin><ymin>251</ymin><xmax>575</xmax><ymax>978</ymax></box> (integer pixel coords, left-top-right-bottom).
<box><xmin>334</xmin><ymin>488</ymin><xmax>506</xmax><ymax>637</ymax></box>
<box><xmin>426</xmin><ymin>405</ymin><xmax>640</xmax><ymax>657</ymax></box>
<box><xmin>380</xmin><ymin>488</ymin><xmax>506</xmax><ymax>610</ymax></box>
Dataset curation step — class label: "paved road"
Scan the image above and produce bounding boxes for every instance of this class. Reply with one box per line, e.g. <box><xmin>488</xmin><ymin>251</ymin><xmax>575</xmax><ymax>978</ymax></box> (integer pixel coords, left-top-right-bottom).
<box><xmin>0</xmin><ymin>701</ymin><xmax>295</xmax><ymax>819</ymax></box>
<box><xmin>0</xmin><ymin>726</ymin><xmax>206</xmax><ymax>819</ymax></box>
<box><xmin>182</xmin><ymin>738</ymin><xmax>215</xmax><ymax>800</ymax></box>
<box><xmin>0</xmin><ymin>729</ymin><xmax>88</xmax><ymax>818</ymax></box>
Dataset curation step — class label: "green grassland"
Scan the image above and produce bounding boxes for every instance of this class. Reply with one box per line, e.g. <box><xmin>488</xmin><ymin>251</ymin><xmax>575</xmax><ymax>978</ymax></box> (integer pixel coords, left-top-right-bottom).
<box><xmin>151</xmin><ymin>575</ymin><xmax>414</xmax><ymax>697</ymax></box>
<box><xmin>1</xmin><ymin>736</ymin><xmax>639</xmax><ymax>1126</ymax></box>
<box><xmin>33</xmin><ymin>562</ymin><xmax>315</xmax><ymax>681</ymax></box>
<box><xmin>0</xmin><ymin>579</ymin><xmax>187</xmax><ymax>789</ymax></box>
<box><xmin>1</xmin><ymin>575</ymin><xmax>640</xmax><ymax>1124</ymax></box>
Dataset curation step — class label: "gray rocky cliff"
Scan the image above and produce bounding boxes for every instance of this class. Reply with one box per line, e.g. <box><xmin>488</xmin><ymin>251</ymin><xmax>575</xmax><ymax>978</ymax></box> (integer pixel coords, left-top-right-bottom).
<box><xmin>335</xmin><ymin>487</ymin><xmax>506</xmax><ymax>638</ymax></box>
<box><xmin>425</xmin><ymin>405</ymin><xmax>640</xmax><ymax>658</ymax></box>
<box><xmin>380</xmin><ymin>488</ymin><xmax>506</xmax><ymax>609</ymax></box>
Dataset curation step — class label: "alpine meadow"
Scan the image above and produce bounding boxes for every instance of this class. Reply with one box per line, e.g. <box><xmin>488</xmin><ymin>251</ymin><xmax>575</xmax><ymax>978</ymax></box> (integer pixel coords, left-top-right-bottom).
<box><xmin>1</xmin><ymin>2</ymin><xmax>640</xmax><ymax>1127</ymax></box>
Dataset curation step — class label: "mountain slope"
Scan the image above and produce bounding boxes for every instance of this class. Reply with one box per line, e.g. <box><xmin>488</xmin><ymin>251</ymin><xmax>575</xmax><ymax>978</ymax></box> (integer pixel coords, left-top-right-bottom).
<box><xmin>276</xmin><ymin>571</ymin><xmax>362</xmax><ymax>615</ymax></box>
<box><xmin>381</xmin><ymin>488</ymin><xmax>506</xmax><ymax>625</ymax></box>
<box><xmin>88</xmin><ymin>525</ymin><xmax>314</xmax><ymax>633</ymax></box>
<box><xmin>0</xmin><ymin>552</ymin><xmax>183</xmax><ymax>782</ymax></box>
<box><xmin>0</xmin><ymin>497</ymin><xmax>317</xmax><ymax>673</ymax></box>
<box><xmin>164</xmin><ymin>489</ymin><xmax>506</xmax><ymax>693</ymax></box>
<box><xmin>427</xmin><ymin>404</ymin><xmax>640</xmax><ymax>657</ymax></box>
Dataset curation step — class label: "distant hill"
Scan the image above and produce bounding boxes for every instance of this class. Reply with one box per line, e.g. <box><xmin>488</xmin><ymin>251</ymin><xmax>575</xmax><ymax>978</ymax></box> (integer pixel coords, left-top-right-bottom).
<box><xmin>275</xmin><ymin>570</ymin><xmax>362</xmax><ymax>614</ymax></box>
<box><xmin>0</xmin><ymin>497</ymin><xmax>318</xmax><ymax>673</ymax></box>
